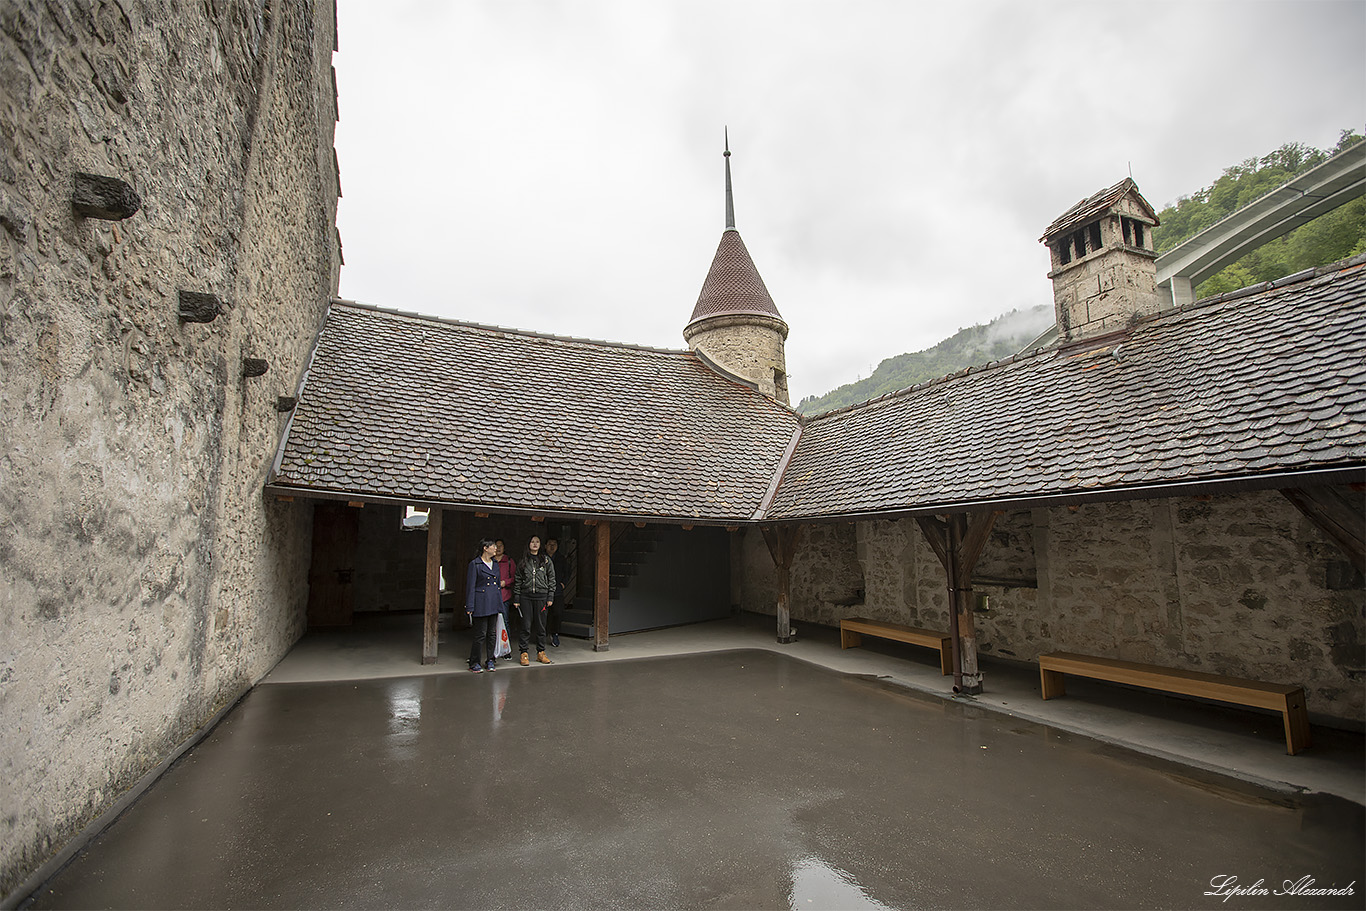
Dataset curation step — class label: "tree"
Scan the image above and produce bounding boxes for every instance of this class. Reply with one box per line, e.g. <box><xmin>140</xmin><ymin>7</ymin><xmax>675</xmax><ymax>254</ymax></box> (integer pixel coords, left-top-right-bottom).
<box><xmin>1153</xmin><ymin>129</ymin><xmax>1365</xmax><ymax>297</ymax></box>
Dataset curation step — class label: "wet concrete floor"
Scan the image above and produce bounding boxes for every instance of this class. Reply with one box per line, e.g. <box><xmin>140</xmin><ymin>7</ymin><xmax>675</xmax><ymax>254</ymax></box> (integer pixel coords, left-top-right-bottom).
<box><xmin>27</xmin><ymin>651</ymin><xmax>1365</xmax><ymax>910</ymax></box>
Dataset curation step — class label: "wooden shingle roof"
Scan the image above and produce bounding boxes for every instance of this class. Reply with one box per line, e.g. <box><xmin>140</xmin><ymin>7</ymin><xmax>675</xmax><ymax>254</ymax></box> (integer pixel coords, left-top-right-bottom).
<box><xmin>1041</xmin><ymin>177</ymin><xmax>1158</xmax><ymax>242</ymax></box>
<box><xmin>270</xmin><ymin>259</ymin><xmax>1366</xmax><ymax>523</ymax></box>
<box><xmin>687</xmin><ymin>229</ymin><xmax>785</xmax><ymax>329</ymax></box>
<box><xmin>269</xmin><ymin>304</ymin><xmax>799</xmax><ymax>522</ymax></box>
<box><xmin>765</xmin><ymin>259</ymin><xmax>1366</xmax><ymax>519</ymax></box>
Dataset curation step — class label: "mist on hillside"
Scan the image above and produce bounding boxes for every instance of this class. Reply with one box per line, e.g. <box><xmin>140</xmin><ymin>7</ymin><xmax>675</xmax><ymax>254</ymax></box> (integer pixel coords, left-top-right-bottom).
<box><xmin>796</xmin><ymin>304</ymin><xmax>1054</xmax><ymax>415</ymax></box>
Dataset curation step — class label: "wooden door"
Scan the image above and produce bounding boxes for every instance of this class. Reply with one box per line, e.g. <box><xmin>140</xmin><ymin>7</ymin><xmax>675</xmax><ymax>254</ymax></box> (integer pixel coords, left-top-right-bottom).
<box><xmin>307</xmin><ymin>502</ymin><xmax>359</xmax><ymax>627</ymax></box>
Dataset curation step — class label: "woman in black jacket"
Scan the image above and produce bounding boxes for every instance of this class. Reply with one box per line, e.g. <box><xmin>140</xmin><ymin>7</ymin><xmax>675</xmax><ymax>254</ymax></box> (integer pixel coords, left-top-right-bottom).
<box><xmin>512</xmin><ymin>535</ymin><xmax>556</xmax><ymax>666</ymax></box>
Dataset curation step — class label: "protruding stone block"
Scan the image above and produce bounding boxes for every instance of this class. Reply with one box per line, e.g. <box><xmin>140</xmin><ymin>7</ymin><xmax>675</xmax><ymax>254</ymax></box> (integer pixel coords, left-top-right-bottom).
<box><xmin>178</xmin><ymin>290</ymin><xmax>221</xmax><ymax>323</ymax></box>
<box><xmin>276</xmin><ymin>395</ymin><xmax>298</xmax><ymax>412</ymax></box>
<box><xmin>242</xmin><ymin>358</ymin><xmax>269</xmax><ymax>377</ymax></box>
<box><xmin>72</xmin><ymin>172</ymin><xmax>141</xmax><ymax>220</ymax></box>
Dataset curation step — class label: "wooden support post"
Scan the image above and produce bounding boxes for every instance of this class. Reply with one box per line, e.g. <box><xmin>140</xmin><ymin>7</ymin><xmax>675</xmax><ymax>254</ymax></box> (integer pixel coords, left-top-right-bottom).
<box><xmin>761</xmin><ymin>524</ymin><xmax>800</xmax><ymax>644</ymax></box>
<box><xmin>422</xmin><ymin>508</ymin><xmax>444</xmax><ymax>664</ymax></box>
<box><xmin>456</xmin><ymin>510</ymin><xmax>471</xmax><ymax>578</ymax></box>
<box><xmin>916</xmin><ymin>510</ymin><xmax>999</xmax><ymax>695</ymax></box>
<box><xmin>594</xmin><ymin>520</ymin><xmax>611</xmax><ymax>651</ymax></box>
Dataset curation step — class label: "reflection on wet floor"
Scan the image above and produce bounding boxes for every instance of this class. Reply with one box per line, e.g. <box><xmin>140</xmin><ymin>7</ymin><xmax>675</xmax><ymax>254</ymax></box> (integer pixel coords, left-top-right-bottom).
<box><xmin>789</xmin><ymin>855</ymin><xmax>895</xmax><ymax>910</ymax></box>
<box><xmin>27</xmin><ymin>650</ymin><xmax>1366</xmax><ymax>910</ymax></box>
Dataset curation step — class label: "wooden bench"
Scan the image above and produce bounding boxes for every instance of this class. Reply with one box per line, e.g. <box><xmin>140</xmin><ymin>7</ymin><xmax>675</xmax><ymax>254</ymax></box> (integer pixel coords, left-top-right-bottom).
<box><xmin>839</xmin><ymin>618</ymin><xmax>953</xmax><ymax>675</ymax></box>
<box><xmin>1038</xmin><ymin>652</ymin><xmax>1311</xmax><ymax>755</ymax></box>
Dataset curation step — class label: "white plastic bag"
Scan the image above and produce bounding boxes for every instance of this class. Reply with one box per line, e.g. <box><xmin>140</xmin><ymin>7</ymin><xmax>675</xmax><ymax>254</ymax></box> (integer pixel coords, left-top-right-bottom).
<box><xmin>494</xmin><ymin>613</ymin><xmax>512</xmax><ymax>658</ymax></box>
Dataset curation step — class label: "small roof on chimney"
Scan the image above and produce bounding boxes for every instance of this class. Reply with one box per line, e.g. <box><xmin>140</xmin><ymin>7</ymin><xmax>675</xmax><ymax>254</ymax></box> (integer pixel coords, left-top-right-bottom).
<box><xmin>1041</xmin><ymin>178</ymin><xmax>1158</xmax><ymax>243</ymax></box>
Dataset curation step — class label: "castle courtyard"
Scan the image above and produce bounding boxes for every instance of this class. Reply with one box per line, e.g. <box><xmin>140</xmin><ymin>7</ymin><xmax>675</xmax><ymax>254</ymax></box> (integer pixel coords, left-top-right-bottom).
<box><xmin>22</xmin><ymin>617</ymin><xmax>1365</xmax><ymax>910</ymax></box>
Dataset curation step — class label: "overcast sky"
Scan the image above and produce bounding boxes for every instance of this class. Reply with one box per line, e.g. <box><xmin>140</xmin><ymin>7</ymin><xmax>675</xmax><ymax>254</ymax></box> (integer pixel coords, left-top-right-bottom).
<box><xmin>333</xmin><ymin>0</ymin><xmax>1364</xmax><ymax>404</ymax></box>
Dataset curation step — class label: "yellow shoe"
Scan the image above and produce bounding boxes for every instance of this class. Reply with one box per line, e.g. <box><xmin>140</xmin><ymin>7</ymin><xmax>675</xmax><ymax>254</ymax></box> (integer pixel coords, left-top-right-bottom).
<box><xmin>537</xmin><ymin>651</ymin><xmax>551</xmax><ymax>664</ymax></box>
<box><xmin>519</xmin><ymin>653</ymin><xmax>530</xmax><ymax>666</ymax></box>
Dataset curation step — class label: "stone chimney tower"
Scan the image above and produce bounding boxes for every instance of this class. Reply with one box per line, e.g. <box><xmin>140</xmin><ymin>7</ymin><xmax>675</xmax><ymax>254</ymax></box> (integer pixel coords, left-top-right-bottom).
<box><xmin>684</xmin><ymin>134</ymin><xmax>790</xmax><ymax>404</ymax></box>
<box><xmin>1041</xmin><ymin>178</ymin><xmax>1161</xmax><ymax>343</ymax></box>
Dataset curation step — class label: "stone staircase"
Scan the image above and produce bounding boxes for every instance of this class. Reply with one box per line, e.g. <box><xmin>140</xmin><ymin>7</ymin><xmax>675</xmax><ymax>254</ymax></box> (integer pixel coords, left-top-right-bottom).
<box><xmin>559</xmin><ymin>525</ymin><xmax>661</xmax><ymax>639</ymax></box>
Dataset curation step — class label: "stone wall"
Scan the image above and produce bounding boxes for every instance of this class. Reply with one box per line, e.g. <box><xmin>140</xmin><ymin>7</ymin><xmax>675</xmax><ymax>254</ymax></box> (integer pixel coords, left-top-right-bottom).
<box><xmin>738</xmin><ymin>488</ymin><xmax>1364</xmax><ymax>723</ymax></box>
<box><xmin>0</xmin><ymin>1</ymin><xmax>340</xmax><ymax>896</ymax></box>
<box><xmin>686</xmin><ymin>314</ymin><xmax>789</xmax><ymax>404</ymax></box>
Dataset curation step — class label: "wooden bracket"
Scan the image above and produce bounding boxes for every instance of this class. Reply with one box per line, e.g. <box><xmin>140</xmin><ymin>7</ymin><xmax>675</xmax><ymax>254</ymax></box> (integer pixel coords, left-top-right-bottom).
<box><xmin>72</xmin><ymin>172</ymin><xmax>141</xmax><ymax>220</ymax></box>
<box><xmin>178</xmin><ymin>290</ymin><xmax>221</xmax><ymax>323</ymax></box>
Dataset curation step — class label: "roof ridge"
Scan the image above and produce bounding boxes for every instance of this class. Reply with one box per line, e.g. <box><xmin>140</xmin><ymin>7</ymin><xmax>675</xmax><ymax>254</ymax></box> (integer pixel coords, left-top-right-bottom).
<box><xmin>802</xmin><ymin>345</ymin><xmax>1057</xmax><ymax>423</ymax></box>
<box><xmin>330</xmin><ymin>297</ymin><xmax>691</xmax><ymax>356</ymax></box>
<box><xmin>801</xmin><ymin>253</ymin><xmax>1366</xmax><ymax>426</ymax></box>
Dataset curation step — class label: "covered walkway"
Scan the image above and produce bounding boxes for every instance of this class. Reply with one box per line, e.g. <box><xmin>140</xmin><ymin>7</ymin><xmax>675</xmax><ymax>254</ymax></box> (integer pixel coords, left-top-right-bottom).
<box><xmin>19</xmin><ymin>614</ymin><xmax>1364</xmax><ymax>909</ymax></box>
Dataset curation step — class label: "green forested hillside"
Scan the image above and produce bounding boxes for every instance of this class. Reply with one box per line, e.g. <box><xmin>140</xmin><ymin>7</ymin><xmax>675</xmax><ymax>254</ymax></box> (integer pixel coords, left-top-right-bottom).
<box><xmin>1153</xmin><ymin>129</ymin><xmax>1365</xmax><ymax>297</ymax></box>
<box><xmin>795</xmin><ymin>305</ymin><xmax>1053</xmax><ymax>415</ymax></box>
<box><xmin>798</xmin><ymin>130</ymin><xmax>1364</xmax><ymax>416</ymax></box>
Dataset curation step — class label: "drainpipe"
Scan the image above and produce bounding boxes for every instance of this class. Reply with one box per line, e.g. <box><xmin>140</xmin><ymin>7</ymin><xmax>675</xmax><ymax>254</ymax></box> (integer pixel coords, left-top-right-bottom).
<box><xmin>947</xmin><ymin>515</ymin><xmax>964</xmax><ymax>692</ymax></box>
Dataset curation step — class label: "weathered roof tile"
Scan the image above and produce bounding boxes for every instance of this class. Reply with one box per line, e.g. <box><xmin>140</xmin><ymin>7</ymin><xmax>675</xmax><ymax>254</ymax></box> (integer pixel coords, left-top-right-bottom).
<box><xmin>272</xmin><ymin>304</ymin><xmax>798</xmax><ymax>521</ymax></box>
<box><xmin>766</xmin><ymin>262</ymin><xmax>1366</xmax><ymax>518</ymax></box>
<box><xmin>272</xmin><ymin>262</ymin><xmax>1365</xmax><ymax>522</ymax></box>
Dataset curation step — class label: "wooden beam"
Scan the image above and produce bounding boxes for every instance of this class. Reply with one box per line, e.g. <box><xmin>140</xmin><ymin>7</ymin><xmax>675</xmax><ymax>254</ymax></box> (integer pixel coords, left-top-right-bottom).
<box><xmin>915</xmin><ymin>516</ymin><xmax>950</xmax><ymax>574</ymax></box>
<box><xmin>177</xmin><ymin>290</ymin><xmax>221</xmax><ymax>323</ymax></box>
<box><xmin>422</xmin><ymin>508</ymin><xmax>444</xmax><ymax>665</ymax></box>
<box><xmin>456</xmin><ymin>510</ymin><xmax>471</xmax><ymax>576</ymax></box>
<box><xmin>958</xmin><ymin>511</ymin><xmax>1001</xmax><ymax>585</ymax></box>
<box><xmin>72</xmin><ymin>171</ymin><xmax>141</xmax><ymax>220</ymax></box>
<box><xmin>1282</xmin><ymin>486</ymin><xmax>1365</xmax><ymax>574</ymax></box>
<box><xmin>760</xmin><ymin>524</ymin><xmax>800</xmax><ymax>643</ymax></box>
<box><xmin>594</xmin><ymin>521</ymin><xmax>611</xmax><ymax>651</ymax></box>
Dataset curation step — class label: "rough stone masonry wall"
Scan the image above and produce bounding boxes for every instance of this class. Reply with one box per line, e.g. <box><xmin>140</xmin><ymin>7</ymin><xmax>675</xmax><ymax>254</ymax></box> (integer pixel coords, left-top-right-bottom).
<box><xmin>0</xmin><ymin>0</ymin><xmax>340</xmax><ymax>896</ymax></box>
<box><xmin>688</xmin><ymin>315</ymin><xmax>788</xmax><ymax>403</ymax></box>
<box><xmin>1050</xmin><ymin>197</ymin><xmax>1160</xmax><ymax>341</ymax></box>
<box><xmin>738</xmin><ymin>489</ymin><xmax>1363</xmax><ymax>723</ymax></box>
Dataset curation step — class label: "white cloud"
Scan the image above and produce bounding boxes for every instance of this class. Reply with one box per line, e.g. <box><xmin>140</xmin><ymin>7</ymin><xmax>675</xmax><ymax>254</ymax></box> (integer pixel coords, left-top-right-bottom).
<box><xmin>335</xmin><ymin>0</ymin><xmax>1366</xmax><ymax>403</ymax></box>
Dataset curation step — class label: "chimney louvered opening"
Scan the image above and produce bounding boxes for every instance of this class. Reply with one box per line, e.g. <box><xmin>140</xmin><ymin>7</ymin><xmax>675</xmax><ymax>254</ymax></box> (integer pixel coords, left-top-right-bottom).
<box><xmin>1122</xmin><ymin>216</ymin><xmax>1146</xmax><ymax>249</ymax></box>
<box><xmin>1055</xmin><ymin>220</ymin><xmax>1104</xmax><ymax>267</ymax></box>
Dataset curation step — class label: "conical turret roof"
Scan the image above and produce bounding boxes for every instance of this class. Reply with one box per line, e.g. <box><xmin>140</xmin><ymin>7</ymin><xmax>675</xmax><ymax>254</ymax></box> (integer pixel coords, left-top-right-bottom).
<box><xmin>686</xmin><ymin>135</ymin><xmax>785</xmax><ymax>332</ymax></box>
<box><xmin>687</xmin><ymin>229</ymin><xmax>784</xmax><ymax>326</ymax></box>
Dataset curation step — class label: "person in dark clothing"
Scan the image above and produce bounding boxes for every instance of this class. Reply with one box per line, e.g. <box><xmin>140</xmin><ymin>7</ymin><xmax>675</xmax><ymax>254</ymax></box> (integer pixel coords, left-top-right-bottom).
<box><xmin>512</xmin><ymin>535</ymin><xmax>556</xmax><ymax>665</ymax></box>
<box><xmin>493</xmin><ymin>539</ymin><xmax>516</xmax><ymax>629</ymax></box>
<box><xmin>465</xmin><ymin>539</ymin><xmax>502</xmax><ymax>673</ymax></box>
<box><xmin>545</xmin><ymin>537</ymin><xmax>569</xmax><ymax>647</ymax></box>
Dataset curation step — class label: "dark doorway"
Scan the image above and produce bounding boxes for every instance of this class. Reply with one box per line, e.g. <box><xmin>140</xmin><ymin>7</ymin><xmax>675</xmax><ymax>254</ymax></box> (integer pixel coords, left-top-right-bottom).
<box><xmin>306</xmin><ymin>502</ymin><xmax>359</xmax><ymax>627</ymax></box>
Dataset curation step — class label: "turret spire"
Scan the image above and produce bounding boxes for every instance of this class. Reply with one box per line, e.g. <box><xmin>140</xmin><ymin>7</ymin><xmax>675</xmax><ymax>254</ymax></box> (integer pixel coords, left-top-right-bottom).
<box><xmin>685</xmin><ymin>130</ymin><xmax>789</xmax><ymax>404</ymax></box>
<box><xmin>724</xmin><ymin>127</ymin><xmax>735</xmax><ymax>230</ymax></box>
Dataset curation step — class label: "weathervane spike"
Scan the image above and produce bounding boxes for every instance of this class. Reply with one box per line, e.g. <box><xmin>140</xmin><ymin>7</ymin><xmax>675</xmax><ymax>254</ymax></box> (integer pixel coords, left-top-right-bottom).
<box><xmin>724</xmin><ymin>127</ymin><xmax>735</xmax><ymax>230</ymax></box>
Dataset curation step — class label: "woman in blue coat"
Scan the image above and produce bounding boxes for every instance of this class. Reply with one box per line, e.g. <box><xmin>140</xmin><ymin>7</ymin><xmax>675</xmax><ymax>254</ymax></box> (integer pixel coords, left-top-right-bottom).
<box><xmin>466</xmin><ymin>538</ymin><xmax>502</xmax><ymax>673</ymax></box>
